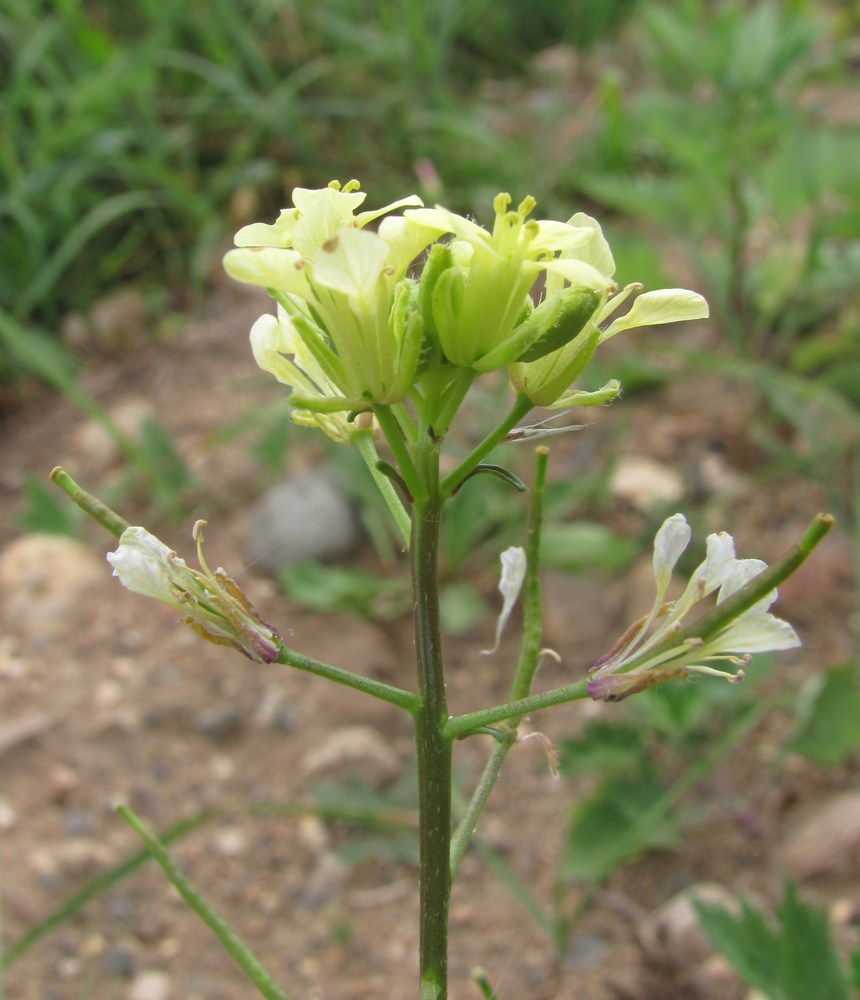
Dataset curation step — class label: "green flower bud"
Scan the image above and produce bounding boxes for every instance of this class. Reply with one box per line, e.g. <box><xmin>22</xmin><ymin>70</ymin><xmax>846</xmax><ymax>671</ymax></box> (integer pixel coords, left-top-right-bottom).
<box><xmin>514</xmin><ymin>286</ymin><xmax>603</xmax><ymax>363</ymax></box>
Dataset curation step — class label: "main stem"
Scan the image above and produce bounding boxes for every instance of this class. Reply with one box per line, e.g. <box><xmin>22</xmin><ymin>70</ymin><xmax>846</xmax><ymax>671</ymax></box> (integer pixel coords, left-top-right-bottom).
<box><xmin>411</xmin><ymin>439</ymin><xmax>452</xmax><ymax>1000</ymax></box>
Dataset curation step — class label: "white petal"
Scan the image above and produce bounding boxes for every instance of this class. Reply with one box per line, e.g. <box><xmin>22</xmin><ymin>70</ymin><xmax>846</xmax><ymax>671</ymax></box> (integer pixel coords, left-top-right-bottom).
<box><xmin>233</xmin><ymin>209</ymin><xmax>298</xmax><ymax>248</ymax></box>
<box><xmin>564</xmin><ymin>213</ymin><xmax>617</xmax><ymax>276</ymax></box>
<box><xmin>355</xmin><ymin>193</ymin><xmax>423</xmax><ymax>228</ymax></box>
<box><xmin>107</xmin><ymin>527</ymin><xmax>179</xmax><ymax>603</ymax></box>
<box><xmin>291</xmin><ymin>184</ymin><xmax>366</xmax><ymax>222</ymax></box>
<box><xmin>718</xmin><ymin>557</ymin><xmax>776</xmax><ymax>615</ymax></box>
<box><xmin>714</xmin><ymin>613</ymin><xmax>800</xmax><ymax>653</ymax></box>
<box><xmin>483</xmin><ymin>547</ymin><xmax>527</xmax><ymax>654</ymax></box>
<box><xmin>312</xmin><ymin>228</ymin><xmax>388</xmax><ymax>299</ymax></box>
<box><xmin>600</xmin><ymin>289</ymin><xmax>709</xmax><ymax>341</ymax></box>
<box><xmin>652</xmin><ymin>514</ymin><xmax>691</xmax><ymax>594</ymax></box>
<box><xmin>222</xmin><ymin>246</ymin><xmax>308</xmax><ymax>294</ymax></box>
<box><xmin>543</xmin><ymin>257</ymin><xmax>614</xmax><ymax>290</ymax></box>
<box><xmin>377</xmin><ymin>215</ymin><xmax>442</xmax><ymax>276</ymax></box>
<box><xmin>697</xmin><ymin>532</ymin><xmax>739</xmax><ymax>594</ymax></box>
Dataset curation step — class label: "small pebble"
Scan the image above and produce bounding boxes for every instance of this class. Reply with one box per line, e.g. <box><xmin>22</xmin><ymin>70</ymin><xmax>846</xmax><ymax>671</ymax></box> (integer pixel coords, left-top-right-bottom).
<box><xmin>127</xmin><ymin>970</ymin><xmax>172</xmax><ymax>1000</ymax></box>
<box><xmin>103</xmin><ymin>944</ymin><xmax>137</xmax><ymax>978</ymax></box>
<box><xmin>194</xmin><ymin>703</ymin><xmax>243</xmax><ymax>743</ymax></box>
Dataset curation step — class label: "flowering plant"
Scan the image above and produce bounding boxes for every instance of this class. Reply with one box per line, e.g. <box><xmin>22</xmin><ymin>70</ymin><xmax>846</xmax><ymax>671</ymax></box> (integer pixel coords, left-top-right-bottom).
<box><xmin>50</xmin><ymin>181</ymin><xmax>831</xmax><ymax>1000</ymax></box>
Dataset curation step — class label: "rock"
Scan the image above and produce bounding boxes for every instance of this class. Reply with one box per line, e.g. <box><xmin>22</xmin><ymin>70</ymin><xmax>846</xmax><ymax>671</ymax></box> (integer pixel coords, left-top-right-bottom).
<box><xmin>245</xmin><ymin>463</ymin><xmax>361</xmax><ymax>571</ymax></box>
<box><xmin>127</xmin><ymin>970</ymin><xmax>172</xmax><ymax>1000</ymax></box>
<box><xmin>610</xmin><ymin>456</ymin><xmax>684</xmax><ymax>512</ymax></box>
<box><xmin>776</xmin><ymin>791</ymin><xmax>860</xmax><ymax>880</ymax></box>
<box><xmin>302</xmin><ymin>725</ymin><xmax>401</xmax><ymax>788</ymax></box>
<box><xmin>0</xmin><ymin>534</ymin><xmax>106</xmax><ymax>645</ymax></box>
<box><xmin>564</xmin><ymin>931</ymin><xmax>610</xmax><ymax>968</ymax></box>
<box><xmin>0</xmin><ymin>797</ymin><xmax>17</xmax><ymax>831</ymax></box>
<box><xmin>639</xmin><ymin>882</ymin><xmax>740</xmax><ymax>962</ymax></box>
<box><xmin>69</xmin><ymin>397</ymin><xmax>154</xmax><ymax>476</ymax></box>
<box><xmin>62</xmin><ymin>288</ymin><xmax>149</xmax><ymax>353</ymax></box>
<box><xmin>103</xmin><ymin>944</ymin><xmax>137</xmax><ymax>978</ymax></box>
<box><xmin>253</xmin><ymin>681</ymin><xmax>297</xmax><ymax>733</ymax></box>
<box><xmin>0</xmin><ymin>711</ymin><xmax>56</xmax><ymax>759</ymax></box>
<box><xmin>193</xmin><ymin>702</ymin><xmax>243</xmax><ymax>743</ymax></box>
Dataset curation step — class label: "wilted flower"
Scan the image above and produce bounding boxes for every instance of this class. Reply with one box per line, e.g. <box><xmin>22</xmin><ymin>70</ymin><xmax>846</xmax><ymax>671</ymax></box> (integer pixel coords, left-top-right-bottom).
<box><xmin>588</xmin><ymin>513</ymin><xmax>800</xmax><ymax>701</ymax></box>
<box><xmin>107</xmin><ymin>523</ymin><xmax>281</xmax><ymax>664</ymax></box>
<box><xmin>482</xmin><ymin>546</ymin><xmax>527</xmax><ymax>655</ymax></box>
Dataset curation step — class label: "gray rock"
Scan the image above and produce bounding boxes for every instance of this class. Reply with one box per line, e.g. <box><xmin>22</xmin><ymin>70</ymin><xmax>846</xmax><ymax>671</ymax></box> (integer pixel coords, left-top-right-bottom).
<box><xmin>776</xmin><ymin>791</ymin><xmax>860</xmax><ymax>880</ymax></box>
<box><xmin>245</xmin><ymin>463</ymin><xmax>361</xmax><ymax>571</ymax></box>
<box><xmin>194</xmin><ymin>702</ymin><xmax>243</xmax><ymax>743</ymax></box>
<box><xmin>302</xmin><ymin>725</ymin><xmax>401</xmax><ymax>788</ymax></box>
<box><xmin>103</xmin><ymin>944</ymin><xmax>137</xmax><ymax>978</ymax></box>
<box><xmin>639</xmin><ymin>882</ymin><xmax>739</xmax><ymax>962</ymax></box>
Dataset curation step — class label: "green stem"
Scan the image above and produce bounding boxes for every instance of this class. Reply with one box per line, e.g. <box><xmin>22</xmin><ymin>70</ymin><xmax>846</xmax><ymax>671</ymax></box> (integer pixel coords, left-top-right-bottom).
<box><xmin>373</xmin><ymin>403</ymin><xmax>425</xmax><ymax>503</ymax></box>
<box><xmin>507</xmin><ymin>447</ymin><xmax>549</xmax><ymax>711</ymax></box>
<box><xmin>276</xmin><ymin>645</ymin><xmax>418</xmax><ymax>713</ymax></box>
<box><xmin>117</xmin><ymin>806</ymin><xmax>292</xmax><ymax>1000</ymax></box>
<box><xmin>445</xmin><ymin>680</ymin><xmax>591</xmax><ymax>740</ymax></box>
<box><xmin>440</xmin><ymin>394</ymin><xmax>532</xmax><ymax>498</ymax></box>
<box><xmin>449</xmin><ymin>446</ymin><xmax>551</xmax><ymax>878</ymax></box>
<box><xmin>50</xmin><ymin>466</ymin><xmax>129</xmax><ymax>537</ymax></box>
<box><xmin>355</xmin><ymin>429</ymin><xmax>411</xmax><ymax>546</ymax></box>
<box><xmin>449</xmin><ymin>737</ymin><xmax>511</xmax><ymax>879</ymax></box>
<box><xmin>432</xmin><ymin>367</ymin><xmax>476</xmax><ymax>437</ymax></box>
<box><xmin>411</xmin><ymin>439</ymin><xmax>452</xmax><ymax>1000</ymax></box>
<box><xmin>1</xmin><ymin>809</ymin><xmax>215</xmax><ymax>969</ymax></box>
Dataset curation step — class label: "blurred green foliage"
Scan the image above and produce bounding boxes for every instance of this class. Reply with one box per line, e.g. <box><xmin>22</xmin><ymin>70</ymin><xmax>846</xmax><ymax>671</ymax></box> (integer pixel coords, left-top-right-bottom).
<box><xmin>696</xmin><ymin>883</ymin><xmax>860</xmax><ymax>1000</ymax></box>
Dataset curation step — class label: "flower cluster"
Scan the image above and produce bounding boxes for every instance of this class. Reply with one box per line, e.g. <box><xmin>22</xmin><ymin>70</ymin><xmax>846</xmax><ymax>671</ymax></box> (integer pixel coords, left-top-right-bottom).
<box><xmin>587</xmin><ymin>514</ymin><xmax>800</xmax><ymax>701</ymax></box>
<box><xmin>224</xmin><ymin>181</ymin><xmax>709</xmax><ymax>437</ymax></box>
<box><xmin>107</xmin><ymin>522</ymin><xmax>281</xmax><ymax>664</ymax></box>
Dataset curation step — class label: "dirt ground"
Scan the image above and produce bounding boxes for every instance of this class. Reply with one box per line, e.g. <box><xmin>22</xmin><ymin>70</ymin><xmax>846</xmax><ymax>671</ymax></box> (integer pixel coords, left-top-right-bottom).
<box><xmin>0</xmin><ymin>284</ymin><xmax>856</xmax><ymax>1000</ymax></box>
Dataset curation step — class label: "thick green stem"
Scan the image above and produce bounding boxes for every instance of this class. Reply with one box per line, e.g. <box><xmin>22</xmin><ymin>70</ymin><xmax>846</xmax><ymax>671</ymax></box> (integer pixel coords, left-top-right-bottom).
<box><xmin>411</xmin><ymin>441</ymin><xmax>452</xmax><ymax>1000</ymax></box>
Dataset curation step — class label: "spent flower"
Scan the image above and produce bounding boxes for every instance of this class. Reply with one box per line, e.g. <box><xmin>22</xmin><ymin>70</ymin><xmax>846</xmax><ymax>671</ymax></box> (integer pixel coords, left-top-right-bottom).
<box><xmin>588</xmin><ymin>513</ymin><xmax>800</xmax><ymax>701</ymax></box>
<box><xmin>107</xmin><ymin>522</ymin><xmax>281</xmax><ymax>664</ymax></box>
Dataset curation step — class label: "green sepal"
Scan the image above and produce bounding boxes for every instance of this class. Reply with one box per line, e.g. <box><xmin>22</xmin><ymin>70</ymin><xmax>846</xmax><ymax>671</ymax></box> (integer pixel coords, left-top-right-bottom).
<box><xmin>453</xmin><ymin>463</ymin><xmax>527</xmax><ymax>496</ymax></box>
<box><xmin>515</xmin><ymin>287</ymin><xmax>603</xmax><ymax>363</ymax></box>
<box><xmin>418</xmin><ymin>243</ymin><xmax>454</xmax><ymax>339</ymax></box>
<box><xmin>290</xmin><ymin>393</ymin><xmax>369</xmax><ymax>413</ymax></box>
<box><xmin>431</xmin><ymin>265</ymin><xmax>466</xmax><ymax>361</ymax></box>
<box><xmin>546</xmin><ymin>378</ymin><xmax>621</xmax><ymax>410</ymax></box>
<box><xmin>388</xmin><ymin>280</ymin><xmax>425</xmax><ymax>397</ymax></box>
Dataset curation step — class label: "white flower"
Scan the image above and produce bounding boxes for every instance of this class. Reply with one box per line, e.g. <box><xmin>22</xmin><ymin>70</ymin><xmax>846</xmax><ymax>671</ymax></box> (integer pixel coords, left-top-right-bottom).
<box><xmin>224</xmin><ymin>181</ymin><xmax>437</xmax><ymax>409</ymax></box>
<box><xmin>588</xmin><ymin>514</ymin><xmax>800</xmax><ymax>701</ymax></box>
<box><xmin>405</xmin><ymin>195</ymin><xmax>615</xmax><ymax>371</ymax></box>
<box><xmin>108</xmin><ymin>523</ymin><xmax>281</xmax><ymax>663</ymax></box>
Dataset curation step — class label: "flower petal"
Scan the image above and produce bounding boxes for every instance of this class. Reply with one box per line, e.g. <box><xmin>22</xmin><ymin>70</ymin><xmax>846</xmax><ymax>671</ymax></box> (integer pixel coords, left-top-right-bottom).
<box><xmin>483</xmin><ymin>546</ymin><xmax>527</xmax><ymax>655</ymax></box>
<box><xmin>713</xmin><ymin>613</ymin><xmax>800</xmax><ymax>653</ymax></box>
<box><xmin>600</xmin><ymin>289</ymin><xmax>709</xmax><ymax>341</ymax></box>
<box><xmin>652</xmin><ymin>514</ymin><xmax>691</xmax><ymax>595</ymax></box>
